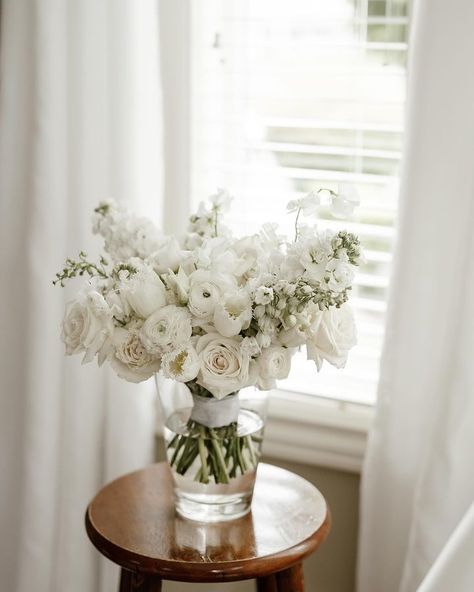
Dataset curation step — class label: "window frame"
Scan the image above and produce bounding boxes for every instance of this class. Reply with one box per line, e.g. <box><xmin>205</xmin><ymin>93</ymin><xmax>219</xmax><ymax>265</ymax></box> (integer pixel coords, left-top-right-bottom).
<box><xmin>159</xmin><ymin>0</ymin><xmax>379</xmax><ymax>472</ymax></box>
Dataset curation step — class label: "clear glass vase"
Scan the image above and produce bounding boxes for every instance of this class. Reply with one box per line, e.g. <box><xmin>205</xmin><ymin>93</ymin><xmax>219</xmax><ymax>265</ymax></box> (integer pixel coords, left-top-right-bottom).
<box><xmin>156</xmin><ymin>377</ymin><xmax>269</xmax><ymax>522</ymax></box>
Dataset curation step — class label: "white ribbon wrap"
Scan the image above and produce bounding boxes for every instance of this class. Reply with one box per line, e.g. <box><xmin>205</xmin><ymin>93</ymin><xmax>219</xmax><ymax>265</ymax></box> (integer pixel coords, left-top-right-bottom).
<box><xmin>190</xmin><ymin>393</ymin><xmax>240</xmax><ymax>428</ymax></box>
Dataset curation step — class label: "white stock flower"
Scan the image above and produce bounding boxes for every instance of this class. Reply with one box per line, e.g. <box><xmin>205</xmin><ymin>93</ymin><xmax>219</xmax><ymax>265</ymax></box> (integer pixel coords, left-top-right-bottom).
<box><xmin>255</xmin><ymin>286</ymin><xmax>274</xmax><ymax>305</ymax></box>
<box><xmin>161</xmin><ymin>344</ymin><xmax>200</xmax><ymax>382</ymax></box>
<box><xmin>110</xmin><ymin>328</ymin><xmax>160</xmax><ymax>383</ymax></box>
<box><xmin>241</xmin><ymin>336</ymin><xmax>260</xmax><ymax>357</ymax></box>
<box><xmin>140</xmin><ymin>305</ymin><xmax>192</xmax><ymax>354</ymax></box>
<box><xmin>306</xmin><ymin>304</ymin><xmax>357</xmax><ymax>371</ymax></box>
<box><xmin>195</xmin><ymin>333</ymin><xmax>256</xmax><ymax>398</ymax></box>
<box><xmin>324</xmin><ymin>259</ymin><xmax>354</xmax><ymax>293</ymax></box>
<box><xmin>213</xmin><ymin>291</ymin><xmax>252</xmax><ymax>337</ymax></box>
<box><xmin>61</xmin><ymin>291</ymin><xmax>114</xmax><ymax>364</ymax></box>
<box><xmin>257</xmin><ymin>346</ymin><xmax>292</xmax><ymax>389</ymax></box>
<box><xmin>120</xmin><ymin>266</ymin><xmax>167</xmax><ymax>318</ymax></box>
<box><xmin>93</xmin><ymin>201</ymin><xmax>163</xmax><ymax>260</ymax></box>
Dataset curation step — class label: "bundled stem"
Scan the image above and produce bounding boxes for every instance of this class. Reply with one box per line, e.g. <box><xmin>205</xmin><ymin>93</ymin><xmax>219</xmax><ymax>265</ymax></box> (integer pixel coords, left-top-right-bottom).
<box><xmin>167</xmin><ymin>420</ymin><xmax>260</xmax><ymax>485</ymax></box>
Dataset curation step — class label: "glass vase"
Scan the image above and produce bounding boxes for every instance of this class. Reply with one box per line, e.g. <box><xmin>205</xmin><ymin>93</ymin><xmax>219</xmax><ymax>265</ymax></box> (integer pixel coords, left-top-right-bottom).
<box><xmin>156</xmin><ymin>377</ymin><xmax>268</xmax><ymax>522</ymax></box>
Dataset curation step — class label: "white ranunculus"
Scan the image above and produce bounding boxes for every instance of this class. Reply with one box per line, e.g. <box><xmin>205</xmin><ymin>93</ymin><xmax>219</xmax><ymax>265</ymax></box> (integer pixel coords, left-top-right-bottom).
<box><xmin>110</xmin><ymin>329</ymin><xmax>161</xmax><ymax>383</ymax></box>
<box><xmin>195</xmin><ymin>333</ymin><xmax>256</xmax><ymax>398</ymax></box>
<box><xmin>120</xmin><ymin>266</ymin><xmax>167</xmax><ymax>318</ymax></box>
<box><xmin>61</xmin><ymin>292</ymin><xmax>114</xmax><ymax>363</ymax></box>
<box><xmin>161</xmin><ymin>344</ymin><xmax>200</xmax><ymax>382</ymax></box>
<box><xmin>257</xmin><ymin>346</ymin><xmax>292</xmax><ymax>390</ymax></box>
<box><xmin>187</xmin><ymin>270</ymin><xmax>229</xmax><ymax>321</ymax></box>
<box><xmin>324</xmin><ymin>258</ymin><xmax>354</xmax><ymax>293</ymax></box>
<box><xmin>306</xmin><ymin>304</ymin><xmax>357</xmax><ymax>371</ymax></box>
<box><xmin>213</xmin><ymin>291</ymin><xmax>252</xmax><ymax>337</ymax></box>
<box><xmin>140</xmin><ymin>305</ymin><xmax>192</xmax><ymax>354</ymax></box>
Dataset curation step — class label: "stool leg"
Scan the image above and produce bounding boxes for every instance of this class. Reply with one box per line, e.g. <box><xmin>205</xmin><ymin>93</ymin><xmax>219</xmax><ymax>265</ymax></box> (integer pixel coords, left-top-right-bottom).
<box><xmin>275</xmin><ymin>562</ymin><xmax>304</xmax><ymax>592</ymax></box>
<box><xmin>256</xmin><ymin>573</ymin><xmax>278</xmax><ymax>592</ymax></box>
<box><xmin>119</xmin><ymin>568</ymin><xmax>162</xmax><ymax>592</ymax></box>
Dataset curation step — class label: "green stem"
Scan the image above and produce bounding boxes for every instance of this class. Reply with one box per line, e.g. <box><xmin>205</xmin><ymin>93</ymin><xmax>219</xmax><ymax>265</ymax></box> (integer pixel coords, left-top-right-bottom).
<box><xmin>294</xmin><ymin>207</ymin><xmax>302</xmax><ymax>242</ymax></box>
<box><xmin>198</xmin><ymin>429</ymin><xmax>209</xmax><ymax>484</ymax></box>
<box><xmin>245</xmin><ymin>435</ymin><xmax>257</xmax><ymax>468</ymax></box>
<box><xmin>209</xmin><ymin>429</ymin><xmax>230</xmax><ymax>484</ymax></box>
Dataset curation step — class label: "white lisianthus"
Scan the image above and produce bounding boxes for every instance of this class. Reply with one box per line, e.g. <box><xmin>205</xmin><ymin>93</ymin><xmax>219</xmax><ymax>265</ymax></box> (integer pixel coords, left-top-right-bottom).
<box><xmin>257</xmin><ymin>346</ymin><xmax>292</xmax><ymax>389</ymax></box>
<box><xmin>120</xmin><ymin>265</ymin><xmax>167</xmax><ymax>318</ymax></box>
<box><xmin>255</xmin><ymin>286</ymin><xmax>274</xmax><ymax>305</ymax></box>
<box><xmin>324</xmin><ymin>258</ymin><xmax>354</xmax><ymax>293</ymax></box>
<box><xmin>161</xmin><ymin>344</ymin><xmax>200</xmax><ymax>382</ymax></box>
<box><xmin>150</xmin><ymin>237</ymin><xmax>191</xmax><ymax>274</ymax></box>
<box><xmin>213</xmin><ymin>291</ymin><xmax>252</xmax><ymax>337</ymax></box>
<box><xmin>195</xmin><ymin>333</ymin><xmax>256</xmax><ymax>398</ymax></box>
<box><xmin>140</xmin><ymin>305</ymin><xmax>192</xmax><ymax>354</ymax></box>
<box><xmin>110</xmin><ymin>329</ymin><xmax>161</xmax><ymax>383</ymax></box>
<box><xmin>188</xmin><ymin>270</ymin><xmax>231</xmax><ymax>321</ymax></box>
<box><xmin>61</xmin><ymin>291</ymin><xmax>114</xmax><ymax>364</ymax></box>
<box><xmin>306</xmin><ymin>304</ymin><xmax>357</xmax><ymax>371</ymax></box>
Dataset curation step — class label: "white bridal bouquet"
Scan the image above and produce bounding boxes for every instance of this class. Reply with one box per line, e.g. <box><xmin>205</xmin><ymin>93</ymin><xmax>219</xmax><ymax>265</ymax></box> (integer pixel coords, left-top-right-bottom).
<box><xmin>55</xmin><ymin>188</ymin><xmax>362</xmax><ymax>485</ymax></box>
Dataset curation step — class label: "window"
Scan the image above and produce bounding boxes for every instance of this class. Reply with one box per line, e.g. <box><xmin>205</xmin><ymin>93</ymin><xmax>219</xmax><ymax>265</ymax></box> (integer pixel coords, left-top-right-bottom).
<box><xmin>189</xmin><ymin>0</ymin><xmax>409</xmax><ymax>406</ymax></box>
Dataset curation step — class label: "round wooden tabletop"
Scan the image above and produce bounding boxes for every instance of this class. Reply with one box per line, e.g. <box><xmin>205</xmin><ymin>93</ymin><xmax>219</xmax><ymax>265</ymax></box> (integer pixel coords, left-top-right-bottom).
<box><xmin>85</xmin><ymin>462</ymin><xmax>330</xmax><ymax>583</ymax></box>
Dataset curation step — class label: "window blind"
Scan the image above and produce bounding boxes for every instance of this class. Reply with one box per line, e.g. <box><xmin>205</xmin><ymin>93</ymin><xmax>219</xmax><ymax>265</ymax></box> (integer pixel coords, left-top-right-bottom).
<box><xmin>190</xmin><ymin>0</ymin><xmax>410</xmax><ymax>404</ymax></box>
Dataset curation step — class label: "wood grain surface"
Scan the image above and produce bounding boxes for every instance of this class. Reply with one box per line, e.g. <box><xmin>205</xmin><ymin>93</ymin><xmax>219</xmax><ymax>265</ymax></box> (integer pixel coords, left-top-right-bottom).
<box><xmin>86</xmin><ymin>462</ymin><xmax>330</xmax><ymax>583</ymax></box>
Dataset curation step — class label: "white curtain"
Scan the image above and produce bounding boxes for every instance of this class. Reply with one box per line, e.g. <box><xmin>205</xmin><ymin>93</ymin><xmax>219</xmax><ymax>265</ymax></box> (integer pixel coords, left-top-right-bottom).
<box><xmin>357</xmin><ymin>1</ymin><xmax>474</xmax><ymax>591</ymax></box>
<box><xmin>0</xmin><ymin>2</ymin><xmax>162</xmax><ymax>591</ymax></box>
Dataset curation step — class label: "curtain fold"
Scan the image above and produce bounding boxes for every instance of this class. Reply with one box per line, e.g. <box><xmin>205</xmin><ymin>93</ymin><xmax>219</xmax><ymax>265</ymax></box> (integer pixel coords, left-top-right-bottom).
<box><xmin>0</xmin><ymin>1</ymin><xmax>162</xmax><ymax>591</ymax></box>
<box><xmin>357</xmin><ymin>1</ymin><xmax>474</xmax><ymax>591</ymax></box>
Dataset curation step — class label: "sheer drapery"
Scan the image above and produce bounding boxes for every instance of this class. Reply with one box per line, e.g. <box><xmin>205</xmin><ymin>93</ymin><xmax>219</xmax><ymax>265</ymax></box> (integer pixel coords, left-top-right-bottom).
<box><xmin>0</xmin><ymin>1</ymin><xmax>162</xmax><ymax>591</ymax></box>
<box><xmin>357</xmin><ymin>1</ymin><xmax>474</xmax><ymax>591</ymax></box>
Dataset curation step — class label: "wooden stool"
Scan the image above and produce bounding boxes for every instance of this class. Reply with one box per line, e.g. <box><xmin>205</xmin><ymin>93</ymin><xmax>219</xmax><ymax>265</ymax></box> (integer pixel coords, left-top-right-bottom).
<box><xmin>85</xmin><ymin>462</ymin><xmax>330</xmax><ymax>591</ymax></box>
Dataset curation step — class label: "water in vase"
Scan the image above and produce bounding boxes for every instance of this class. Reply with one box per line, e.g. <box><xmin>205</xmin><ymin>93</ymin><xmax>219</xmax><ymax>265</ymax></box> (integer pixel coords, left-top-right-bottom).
<box><xmin>163</xmin><ymin>407</ymin><xmax>264</xmax><ymax>522</ymax></box>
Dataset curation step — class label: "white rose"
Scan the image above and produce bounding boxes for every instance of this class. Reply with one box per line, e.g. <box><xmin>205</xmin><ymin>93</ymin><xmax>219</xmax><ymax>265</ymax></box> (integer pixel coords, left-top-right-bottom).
<box><xmin>140</xmin><ymin>305</ymin><xmax>192</xmax><ymax>354</ymax></box>
<box><xmin>61</xmin><ymin>292</ymin><xmax>113</xmax><ymax>364</ymax></box>
<box><xmin>213</xmin><ymin>291</ymin><xmax>252</xmax><ymax>337</ymax></box>
<box><xmin>110</xmin><ymin>328</ymin><xmax>161</xmax><ymax>383</ymax></box>
<box><xmin>324</xmin><ymin>259</ymin><xmax>354</xmax><ymax>293</ymax></box>
<box><xmin>257</xmin><ymin>346</ymin><xmax>292</xmax><ymax>390</ymax></box>
<box><xmin>120</xmin><ymin>266</ymin><xmax>167</xmax><ymax>318</ymax></box>
<box><xmin>195</xmin><ymin>333</ymin><xmax>256</xmax><ymax>399</ymax></box>
<box><xmin>187</xmin><ymin>270</ymin><xmax>226</xmax><ymax>320</ymax></box>
<box><xmin>161</xmin><ymin>344</ymin><xmax>200</xmax><ymax>382</ymax></box>
<box><xmin>306</xmin><ymin>304</ymin><xmax>357</xmax><ymax>371</ymax></box>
